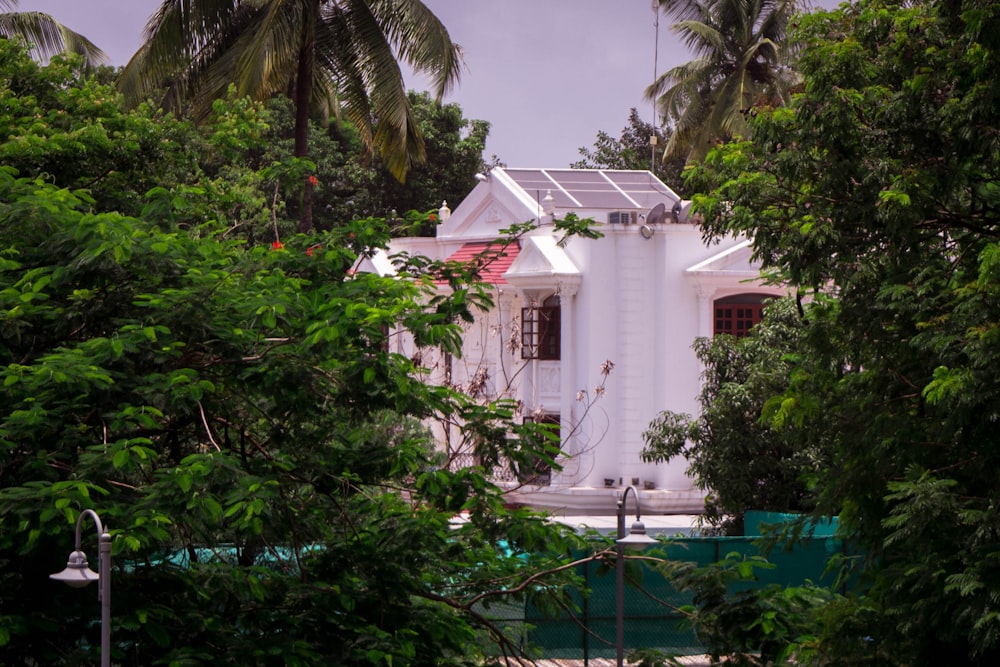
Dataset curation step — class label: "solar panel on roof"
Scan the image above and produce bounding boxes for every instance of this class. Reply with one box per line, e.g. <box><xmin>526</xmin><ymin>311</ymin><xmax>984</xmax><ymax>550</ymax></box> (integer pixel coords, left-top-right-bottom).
<box><xmin>503</xmin><ymin>168</ymin><xmax>678</xmax><ymax>211</ymax></box>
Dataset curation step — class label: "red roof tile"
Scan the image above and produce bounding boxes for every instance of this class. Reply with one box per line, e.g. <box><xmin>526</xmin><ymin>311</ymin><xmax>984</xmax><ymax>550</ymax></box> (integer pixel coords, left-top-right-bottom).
<box><xmin>437</xmin><ymin>241</ymin><xmax>520</xmax><ymax>285</ymax></box>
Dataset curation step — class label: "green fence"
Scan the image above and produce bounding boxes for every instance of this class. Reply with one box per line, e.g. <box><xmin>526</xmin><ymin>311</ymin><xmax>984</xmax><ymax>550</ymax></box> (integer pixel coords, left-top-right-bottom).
<box><xmin>522</xmin><ymin>515</ymin><xmax>845</xmax><ymax>660</ymax></box>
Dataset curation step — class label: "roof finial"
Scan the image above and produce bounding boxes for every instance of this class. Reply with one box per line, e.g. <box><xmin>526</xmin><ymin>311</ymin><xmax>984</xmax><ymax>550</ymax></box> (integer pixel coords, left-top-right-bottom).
<box><xmin>542</xmin><ymin>190</ymin><xmax>555</xmax><ymax>216</ymax></box>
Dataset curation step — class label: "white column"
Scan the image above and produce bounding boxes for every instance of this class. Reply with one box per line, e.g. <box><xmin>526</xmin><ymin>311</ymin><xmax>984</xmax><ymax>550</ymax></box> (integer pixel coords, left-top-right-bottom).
<box><xmin>615</xmin><ymin>230</ymin><xmax>646</xmax><ymax>482</ymax></box>
<box><xmin>556</xmin><ymin>281</ymin><xmax>578</xmax><ymax>487</ymax></box>
<box><xmin>697</xmin><ymin>286</ymin><xmax>715</xmax><ymax>339</ymax></box>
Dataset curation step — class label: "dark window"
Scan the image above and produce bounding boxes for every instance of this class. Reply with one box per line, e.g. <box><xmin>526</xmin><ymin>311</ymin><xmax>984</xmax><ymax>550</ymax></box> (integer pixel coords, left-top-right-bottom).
<box><xmin>713</xmin><ymin>294</ymin><xmax>773</xmax><ymax>338</ymax></box>
<box><xmin>521</xmin><ymin>295</ymin><xmax>561</xmax><ymax>360</ymax></box>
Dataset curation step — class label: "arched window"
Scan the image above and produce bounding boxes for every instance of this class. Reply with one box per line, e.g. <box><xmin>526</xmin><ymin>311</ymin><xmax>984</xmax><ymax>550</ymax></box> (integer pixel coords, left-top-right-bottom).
<box><xmin>522</xmin><ymin>295</ymin><xmax>560</xmax><ymax>360</ymax></box>
<box><xmin>713</xmin><ymin>293</ymin><xmax>773</xmax><ymax>337</ymax></box>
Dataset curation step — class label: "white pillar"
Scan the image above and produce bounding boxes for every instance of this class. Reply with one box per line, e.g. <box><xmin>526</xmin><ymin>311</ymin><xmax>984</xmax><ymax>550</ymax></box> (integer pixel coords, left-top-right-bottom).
<box><xmin>557</xmin><ymin>281</ymin><xmax>578</xmax><ymax>487</ymax></box>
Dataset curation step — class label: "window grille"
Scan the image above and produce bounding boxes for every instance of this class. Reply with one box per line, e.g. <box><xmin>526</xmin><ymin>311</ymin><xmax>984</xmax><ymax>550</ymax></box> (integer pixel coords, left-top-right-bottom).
<box><xmin>521</xmin><ymin>295</ymin><xmax>561</xmax><ymax>359</ymax></box>
<box><xmin>713</xmin><ymin>294</ymin><xmax>773</xmax><ymax>337</ymax></box>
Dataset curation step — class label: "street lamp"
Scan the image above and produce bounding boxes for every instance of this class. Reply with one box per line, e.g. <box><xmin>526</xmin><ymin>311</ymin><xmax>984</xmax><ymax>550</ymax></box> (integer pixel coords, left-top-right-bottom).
<box><xmin>50</xmin><ymin>509</ymin><xmax>111</xmax><ymax>667</ymax></box>
<box><xmin>616</xmin><ymin>485</ymin><xmax>657</xmax><ymax>667</ymax></box>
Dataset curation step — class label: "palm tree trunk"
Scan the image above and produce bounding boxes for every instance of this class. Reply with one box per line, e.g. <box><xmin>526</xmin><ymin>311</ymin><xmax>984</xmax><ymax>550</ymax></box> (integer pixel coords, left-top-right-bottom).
<box><xmin>294</xmin><ymin>12</ymin><xmax>315</xmax><ymax>234</ymax></box>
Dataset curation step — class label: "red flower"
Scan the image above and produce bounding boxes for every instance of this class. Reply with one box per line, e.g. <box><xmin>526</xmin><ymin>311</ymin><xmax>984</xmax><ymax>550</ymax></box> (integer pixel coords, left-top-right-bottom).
<box><xmin>307</xmin><ymin>175</ymin><xmax>319</xmax><ymax>187</ymax></box>
<box><xmin>429</xmin><ymin>213</ymin><xmax>437</xmax><ymax>221</ymax></box>
<box><xmin>306</xmin><ymin>244</ymin><xmax>322</xmax><ymax>256</ymax></box>
<box><xmin>271</xmin><ymin>240</ymin><xmax>284</xmax><ymax>250</ymax></box>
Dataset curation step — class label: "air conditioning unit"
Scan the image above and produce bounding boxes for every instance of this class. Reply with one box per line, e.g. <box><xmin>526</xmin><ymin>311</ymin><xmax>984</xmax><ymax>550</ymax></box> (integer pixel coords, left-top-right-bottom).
<box><xmin>608</xmin><ymin>210</ymin><xmax>637</xmax><ymax>225</ymax></box>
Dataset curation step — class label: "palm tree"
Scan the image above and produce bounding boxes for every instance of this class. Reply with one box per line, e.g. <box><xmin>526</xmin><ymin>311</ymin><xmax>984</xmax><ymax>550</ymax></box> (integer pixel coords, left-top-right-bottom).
<box><xmin>0</xmin><ymin>0</ymin><xmax>106</xmax><ymax>66</ymax></box>
<box><xmin>118</xmin><ymin>0</ymin><xmax>462</xmax><ymax>233</ymax></box>
<box><xmin>647</xmin><ymin>0</ymin><xmax>799</xmax><ymax>163</ymax></box>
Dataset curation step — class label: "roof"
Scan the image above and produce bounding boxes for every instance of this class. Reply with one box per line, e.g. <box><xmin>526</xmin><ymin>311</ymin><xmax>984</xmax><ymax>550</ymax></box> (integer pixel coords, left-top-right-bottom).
<box><xmin>685</xmin><ymin>240</ymin><xmax>758</xmax><ymax>276</ymax></box>
<box><xmin>437</xmin><ymin>241</ymin><xmax>521</xmax><ymax>285</ymax></box>
<box><xmin>503</xmin><ymin>235</ymin><xmax>581</xmax><ymax>291</ymax></box>
<box><xmin>501</xmin><ymin>168</ymin><xmax>679</xmax><ymax>210</ymax></box>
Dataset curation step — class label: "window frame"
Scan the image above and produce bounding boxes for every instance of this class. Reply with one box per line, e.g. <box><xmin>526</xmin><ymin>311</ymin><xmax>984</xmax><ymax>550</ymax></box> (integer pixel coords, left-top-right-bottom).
<box><xmin>713</xmin><ymin>293</ymin><xmax>773</xmax><ymax>338</ymax></box>
<box><xmin>521</xmin><ymin>295</ymin><xmax>561</xmax><ymax>360</ymax></box>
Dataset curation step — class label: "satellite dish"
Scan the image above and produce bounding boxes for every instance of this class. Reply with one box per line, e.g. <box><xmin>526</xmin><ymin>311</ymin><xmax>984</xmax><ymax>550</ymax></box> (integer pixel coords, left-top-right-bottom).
<box><xmin>672</xmin><ymin>200</ymin><xmax>694</xmax><ymax>223</ymax></box>
<box><xmin>645</xmin><ymin>202</ymin><xmax>666</xmax><ymax>226</ymax></box>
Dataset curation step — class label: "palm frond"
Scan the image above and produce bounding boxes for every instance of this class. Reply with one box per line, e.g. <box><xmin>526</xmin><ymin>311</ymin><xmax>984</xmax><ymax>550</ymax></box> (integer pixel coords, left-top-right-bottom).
<box><xmin>671</xmin><ymin>17</ymin><xmax>727</xmax><ymax>57</ymax></box>
<box><xmin>373</xmin><ymin>0</ymin><xmax>463</xmax><ymax>99</ymax></box>
<box><xmin>649</xmin><ymin>0</ymin><xmax>801</xmax><ymax>164</ymax></box>
<box><xmin>322</xmin><ymin>0</ymin><xmax>425</xmax><ymax>179</ymax></box>
<box><xmin>118</xmin><ymin>0</ymin><xmax>242</xmax><ymax>108</ymax></box>
<box><xmin>656</xmin><ymin>0</ymin><xmax>707</xmax><ymax>23</ymax></box>
<box><xmin>118</xmin><ymin>0</ymin><xmax>457</xmax><ymax>188</ymax></box>
<box><xmin>0</xmin><ymin>10</ymin><xmax>106</xmax><ymax>66</ymax></box>
<box><xmin>231</xmin><ymin>0</ymin><xmax>303</xmax><ymax>100</ymax></box>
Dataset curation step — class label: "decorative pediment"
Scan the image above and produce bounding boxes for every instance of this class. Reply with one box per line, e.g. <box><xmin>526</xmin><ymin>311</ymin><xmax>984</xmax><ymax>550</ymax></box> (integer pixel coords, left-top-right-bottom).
<box><xmin>437</xmin><ymin>192</ymin><xmax>535</xmax><ymax>241</ymax></box>
<box><xmin>685</xmin><ymin>240</ymin><xmax>760</xmax><ymax>277</ymax></box>
<box><xmin>685</xmin><ymin>239</ymin><xmax>782</xmax><ymax>297</ymax></box>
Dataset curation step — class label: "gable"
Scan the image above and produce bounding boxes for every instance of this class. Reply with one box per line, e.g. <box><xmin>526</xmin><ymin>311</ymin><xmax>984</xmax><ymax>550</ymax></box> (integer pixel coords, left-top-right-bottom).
<box><xmin>685</xmin><ymin>239</ymin><xmax>787</xmax><ymax>298</ymax></box>
<box><xmin>436</xmin><ymin>183</ymin><xmax>537</xmax><ymax>241</ymax></box>
<box><xmin>685</xmin><ymin>240</ymin><xmax>759</xmax><ymax>276</ymax></box>
<box><xmin>503</xmin><ymin>235</ymin><xmax>581</xmax><ymax>291</ymax></box>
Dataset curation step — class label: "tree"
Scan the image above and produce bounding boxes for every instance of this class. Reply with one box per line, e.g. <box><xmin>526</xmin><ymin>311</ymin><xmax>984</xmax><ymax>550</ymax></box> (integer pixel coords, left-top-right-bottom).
<box><xmin>688</xmin><ymin>0</ymin><xmax>1000</xmax><ymax>662</ymax></box>
<box><xmin>0</xmin><ymin>39</ymin><xmax>592</xmax><ymax>666</ymax></box>
<box><xmin>573</xmin><ymin>108</ymin><xmax>688</xmax><ymax>193</ymax></box>
<box><xmin>642</xmin><ymin>297</ymin><xmax>821</xmax><ymax>535</ymax></box>
<box><xmin>0</xmin><ymin>43</ymin><xmax>269</xmax><ymax>223</ymax></box>
<box><xmin>0</xmin><ymin>0</ymin><xmax>105</xmax><ymax>65</ymax></box>
<box><xmin>117</xmin><ymin>0</ymin><xmax>463</xmax><ymax>233</ymax></box>
<box><xmin>646</xmin><ymin>0</ymin><xmax>800</xmax><ymax>164</ymax></box>
<box><xmin>257</xmin><ymin>90</ymin><xmax>491</xmax><ymax>235</ymax></box>
<box><xmin>371</xmin><ymin>90</ymin><xmax>491</xmax><ymax>233</ymax></box>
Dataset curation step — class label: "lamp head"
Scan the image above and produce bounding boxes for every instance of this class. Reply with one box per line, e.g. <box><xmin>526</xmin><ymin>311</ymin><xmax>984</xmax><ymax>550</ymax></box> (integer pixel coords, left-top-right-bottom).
<box><xmin>617</xmin><ymin>520</ymin><xmax>658</xmax><ymax>550</ymax></box>
<box><xmin>50</xmin><ymin>550</ymin><xmax>99</xmax><ymax>588</ymax></box>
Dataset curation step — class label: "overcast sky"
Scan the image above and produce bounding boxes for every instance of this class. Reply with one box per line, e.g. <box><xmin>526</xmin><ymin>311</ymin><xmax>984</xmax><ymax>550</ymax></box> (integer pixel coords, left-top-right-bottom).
<box><xmin>17</xmin><ymin>0</ymin><xmax>839</xmax><ymax>168</ymax></box>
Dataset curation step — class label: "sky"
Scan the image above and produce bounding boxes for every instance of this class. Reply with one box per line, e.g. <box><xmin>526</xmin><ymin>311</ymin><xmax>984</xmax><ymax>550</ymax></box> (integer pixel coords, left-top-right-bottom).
<box><xmin>16</xmin><ymin>0</ymin><xmax>839</xmax><ymax>168</ymax></box>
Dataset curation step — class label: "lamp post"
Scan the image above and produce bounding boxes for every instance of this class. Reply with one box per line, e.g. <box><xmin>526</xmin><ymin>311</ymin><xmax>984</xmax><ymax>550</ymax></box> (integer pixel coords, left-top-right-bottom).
<box><xmin>50</xmin><ymin>509</ymin><xmax>111</xmax><ymax>667</ymax></box>
<box><xmin>616</xmin><ymin>485</ymin><xmax>658</xmax><ymax>667</ymax></box>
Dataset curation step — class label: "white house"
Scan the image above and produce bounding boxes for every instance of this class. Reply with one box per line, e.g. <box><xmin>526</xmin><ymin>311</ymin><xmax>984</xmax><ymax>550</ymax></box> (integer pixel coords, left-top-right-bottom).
<box><xmin>385</xmin><ymin>168</ymin><xmax>784</xmax><ymax>516</ymax></box>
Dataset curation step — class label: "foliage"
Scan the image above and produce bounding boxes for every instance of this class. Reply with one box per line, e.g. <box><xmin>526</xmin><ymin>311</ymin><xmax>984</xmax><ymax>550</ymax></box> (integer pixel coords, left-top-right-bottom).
<box><xmin>248</xmin><ymin>95</ymin><xmax>367</xmax><ymax>236</ymax></box>
<box><xmin>256</xmin><ymin>91</ymin><xmax>491</xmax><ymax>235</ymax></box>
<box><xmin>655</xmin><ymin>553</ymin><xmax>839</xmax><ymax>666</ymax></box>
<box><xmin>686</xmin><ymin>0</ymin><xmax>1000</xmax><ymax>663</ymax></box>
<box><xmin>648</xmin><ymin>0</ymin><xmax>802</xmax><ymax>163</ymax></box>
<box><xmin>573</xmin><ymin>108</ymin><xmax>688</xmax><ymax>194</ymax></box>
<box><xmin>641</xmin><ymin>297</ymin><xmax>822</xmax><ymax>535</ymax></box>
<box><xmin>0</xmin><ymin>44</ymin><xmax>186</xmax><ymax>214</ymax></box>
<box><xmin>371</xmin><ymin>90</ymin><xmax>492</xmax><ymax>232</ymax></box>
<box><xmin>0</xmin><ymin>41</ymin><xmax>276</xmax><ymax>239</ymax></box>
<box><xmin>196</xmin><ymin>89</ymin><xmax>490</xmax><ymax>237</ymax></box>
<box><xmin>118</xmin><ymin>0</ymin><xmax>464</xmax><ymax>232</ymax></box>
<box><xmin>0</xmin><ymin>40</ymin><xmax>590</xmax><ymax>666</ymax></box>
